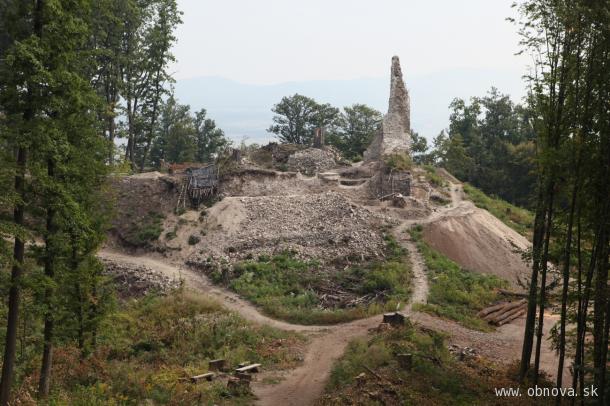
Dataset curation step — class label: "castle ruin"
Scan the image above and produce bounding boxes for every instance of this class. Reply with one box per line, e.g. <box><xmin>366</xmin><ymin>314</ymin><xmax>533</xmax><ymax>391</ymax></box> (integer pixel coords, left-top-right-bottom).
<box><xmin>364</xmin><ymin>56</ymin><xmax>412</xmax><ymax>161</ymax></box>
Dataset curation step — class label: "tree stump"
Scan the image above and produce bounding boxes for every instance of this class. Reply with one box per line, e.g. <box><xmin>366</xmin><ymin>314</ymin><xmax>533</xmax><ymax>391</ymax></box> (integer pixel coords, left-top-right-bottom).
<box><xmin>397</xmin><ymin>353</ymin><xmax>413</xmax><ymax>370</ymax></box>
<box><xmin>209</xmin><ymin>359</ymin><xmax>225</xmax><ymax>371</ymax></box>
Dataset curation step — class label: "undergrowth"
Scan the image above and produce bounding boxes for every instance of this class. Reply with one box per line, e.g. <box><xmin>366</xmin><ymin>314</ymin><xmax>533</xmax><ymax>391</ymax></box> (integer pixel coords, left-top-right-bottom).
<box><xmin>213</xmin><ymin>235</ymin><xmax>412</xmax><ymax>325</ymax></box>
<box><xmin>322</xmin><ymin>323</ymin><xmax>552</xmax><ymax>405</ymax></box>
<box><xmin>124</xmin><ymin>211</ymin><xmax>165</xmax><ymax>246</ymax></box>
<box><xmin>45</xmin><ymin>291</ymin><xmax>304</xmax><ymax>405</ymax></box>
<box><xmin>409</xmin><ymin>225</ymin><xmax>506</xmax><ymax>331</ymax></box>
<box><xmin>463</xmin><ymin>183</ymin><xmax>533</xmax><ymax>238</ymax></box>
<box><xmin>423</xmin><ymin>165</ymin><xmax>447</xmax><ymax>187</ymax></box>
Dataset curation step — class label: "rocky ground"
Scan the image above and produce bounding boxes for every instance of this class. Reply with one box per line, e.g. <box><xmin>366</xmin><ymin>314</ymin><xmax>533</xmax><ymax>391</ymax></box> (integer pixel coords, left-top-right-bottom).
<box><xmin>102</xmin><ymin>257</ymin><xmax>181</xmax><ymax>297</ymax></box>
<box><xmin>186</xmin><ymin>191</ymin><xmax>393</xmax><ymax>270</ymax></box>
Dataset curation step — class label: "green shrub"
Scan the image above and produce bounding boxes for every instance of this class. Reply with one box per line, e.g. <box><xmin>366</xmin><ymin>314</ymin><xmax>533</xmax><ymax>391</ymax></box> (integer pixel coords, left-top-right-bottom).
<box><xmin>45</xmin><ymin>292</ymin><xmax>304</xmax><ymax>405</ymax></box>
<box><xmin>187</xmin><ymin>235</ymin><xmax>200</xmax><ymax>245</ymax></box>
<box><xmin>423</xmin><ymin>165</ymin><xmax>447</xmax><ymax>187</ymax></box>
<box><xmin>124</xmin><ymin>212</ymin><xmax>164</xmax><ymax>246</ymax></box>
<box><xmin>385</xmin><ymin>152</ymin><xmax>413</xmax><ymax>171</ymax></box>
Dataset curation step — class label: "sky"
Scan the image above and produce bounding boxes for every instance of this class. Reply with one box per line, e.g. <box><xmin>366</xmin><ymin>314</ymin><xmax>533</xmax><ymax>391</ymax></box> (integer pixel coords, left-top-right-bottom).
<box><xmin>170</xmin><ymin>0</ymin><xmax>531</xmax><ymax>143</ymax></box>
<box><xmin>172</xmin><ymin>0</ymin><xmax>529</xmax><ymax>84</ymax></box>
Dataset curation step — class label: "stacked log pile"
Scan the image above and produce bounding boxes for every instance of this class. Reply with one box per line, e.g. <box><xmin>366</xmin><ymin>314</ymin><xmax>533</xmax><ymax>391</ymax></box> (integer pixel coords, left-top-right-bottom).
<box><xmin>477</xmin><ymin>299</ymin><xmax>527</xmax><ymax>326</ymax></box>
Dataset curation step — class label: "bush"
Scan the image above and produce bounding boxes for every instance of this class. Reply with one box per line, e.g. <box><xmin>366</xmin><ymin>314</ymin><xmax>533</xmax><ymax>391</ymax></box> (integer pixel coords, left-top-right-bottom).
<box><xmin>187</xmin><ymin>235</ymin><xmax>200</xmax><ymax>245</ymax></box>
<box><xmin>423</xmin><ymin>165</ymin><xmax>447</xmax><ymax>187</ymax></box>
<box><xmin>385</xmin><ymin>152</ymin><xmax>413</xmax><ymax>171</ymax></box>
<box><xmin>124</xmin><ymin>212</ymin><xmax>165</xmax><ymax>246</ymax></box>
<box><xmin>44</xmin><ymin>292</ymin><xmax>304</xmax><ymax>405</ymax></box>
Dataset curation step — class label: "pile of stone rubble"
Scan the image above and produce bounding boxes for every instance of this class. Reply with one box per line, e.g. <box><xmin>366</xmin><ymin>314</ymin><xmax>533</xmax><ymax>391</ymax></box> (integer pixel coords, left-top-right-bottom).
<box><xmin>102</xmin><ymin>258</ymin><xmax>180</xmax><ymax>297</ymax></box>
<box><xmin>287</xmin><ymin>148</ymin><xmax>337</xmax><ymax>175</ymax></box>
<box><xmin>188</xmin><ymin>191</ymin><xmax>394</xmax><ymax>268</ymax></box>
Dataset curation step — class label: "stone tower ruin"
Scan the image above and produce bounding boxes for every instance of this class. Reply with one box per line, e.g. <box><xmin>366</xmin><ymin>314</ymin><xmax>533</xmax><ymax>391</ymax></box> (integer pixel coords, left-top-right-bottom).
<box><xmin>364</xmin><ymin>56</ymin><xmax>412</xmax><ymax>161</ymax></box>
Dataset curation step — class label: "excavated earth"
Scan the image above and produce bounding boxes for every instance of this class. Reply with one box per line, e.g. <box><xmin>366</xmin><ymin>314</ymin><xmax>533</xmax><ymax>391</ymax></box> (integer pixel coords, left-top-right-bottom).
<box><xmin>102</xmin><ymin>154</ymin><xmax>568</xmax><ymax>406</ymax></box>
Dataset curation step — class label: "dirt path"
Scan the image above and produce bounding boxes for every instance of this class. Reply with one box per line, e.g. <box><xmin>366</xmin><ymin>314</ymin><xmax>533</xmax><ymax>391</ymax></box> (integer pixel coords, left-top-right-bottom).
<box><xmin>253</xmin><ymin>226</ymin><xmax>430</xmax><ymax>406</ymax></box>
<box><xmin>98</xmin><ymin>250</ymin><xmax>318</xmax><ymax>332</ymax></box>
<box><xmin>99</xmin><ymin>179</ymin><xmax>566</xmax><ymax>405</ymax></box>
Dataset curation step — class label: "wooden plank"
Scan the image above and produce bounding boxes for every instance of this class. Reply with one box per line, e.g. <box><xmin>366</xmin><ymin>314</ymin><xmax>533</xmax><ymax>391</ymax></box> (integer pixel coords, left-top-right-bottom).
<box><xmin>190</xmin><ymin>372</ymin><xmax>215</xmax><ymax>383</ymax></box>
<box><xmin>235</xmin><ymin>363</ymin><xmax>261</xmax><ymax>373</ymax></box>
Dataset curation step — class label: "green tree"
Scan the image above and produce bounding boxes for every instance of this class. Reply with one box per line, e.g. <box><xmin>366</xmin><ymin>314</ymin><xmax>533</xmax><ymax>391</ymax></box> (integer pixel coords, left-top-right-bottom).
<box><xmin>150</xmin><ymin>96</ymin><xmax>196</xmax><ymax>165</ymax></box>
<box><xmin>194</xmin><ymin>108</ymin><xmax>230</xmax><ymax>162</ymax></box>
<box><xmin>332</xmin><ymin>104</ymin><xmax>381</xmax><ymax>159</ymax></box>
<box><xmin>411</xmin><ymin>131</ymin><xmax>433</xmax><ymax>165</ymax></box>
<box><xmin>512</xmin><ymin>4</ymin><xmax>610</xmax><ymax>405</ymax></box>
<box><xmin>268</xmin><ymin>94</ymin><xmax>339</xmax><ymax>145</ymax></box>
<box><xmin>0</xmin><ymin>0</ymin><xmax>112</xmax><ymax>401</ymax></box>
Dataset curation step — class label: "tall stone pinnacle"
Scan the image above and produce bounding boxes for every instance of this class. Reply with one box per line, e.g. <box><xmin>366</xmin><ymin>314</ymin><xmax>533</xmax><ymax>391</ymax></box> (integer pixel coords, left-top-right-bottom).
<box><xmin>388</xmin><ymin>56</ymin><xmax>410</xmax><ymax>133</ymax></box>
<box><xmin>364</xmin><ymin>56</ymin><xmax>412</xmax><ymax>161</ymax></box>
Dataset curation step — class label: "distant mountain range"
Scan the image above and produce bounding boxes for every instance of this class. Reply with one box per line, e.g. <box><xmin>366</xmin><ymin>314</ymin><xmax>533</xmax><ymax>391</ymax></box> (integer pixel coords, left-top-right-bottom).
<box><xmin>174</xmin><ymin>68</ymin><xmax>526</xmax><ymax>145</ymax></box>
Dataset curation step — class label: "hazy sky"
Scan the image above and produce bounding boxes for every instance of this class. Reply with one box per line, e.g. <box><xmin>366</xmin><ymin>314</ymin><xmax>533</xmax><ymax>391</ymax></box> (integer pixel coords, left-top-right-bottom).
<box><xmin>172</xmin><ymin>0</ymin><xmax>529</xmax><ymax>84</ymax></box>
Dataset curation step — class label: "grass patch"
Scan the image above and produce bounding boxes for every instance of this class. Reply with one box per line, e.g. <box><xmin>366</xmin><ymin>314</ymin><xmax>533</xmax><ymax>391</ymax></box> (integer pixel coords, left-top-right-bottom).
<box><xmin>212</xmin><ymin>236</ymin><xmax>411</xmax><ymax>325</ymax></box>
<box><xmin>322</xmin><ymin>323</ymin><xmax>552</xmax><ymax>405</ymax></box>
<box><xmin>124</xmin><ymin>211</ymin><xmax>164</xmax><ymax>246</ymax></box>
<box><xmin>385</xmin><ymin>152</ymin><xmax>413</xmax><ymax>171</ymax></box>
<box><xmin>46</xmin><ymin>291</ymin><xmax>304</xmax><ymax>405</ymax></box>
<box><xmin>463</xmin><ymin>183</ymin><xmax>533</xmax><ymax>237</ymax></box>
<box><xmin>422</xmin><ymin>165</ymin><xmax>447</xmax><ymax>187</ymax></box>
<box><xmin>409</xmin><ymin>226</ymin><xmax>507</xmax><ymax>331</ymax></box>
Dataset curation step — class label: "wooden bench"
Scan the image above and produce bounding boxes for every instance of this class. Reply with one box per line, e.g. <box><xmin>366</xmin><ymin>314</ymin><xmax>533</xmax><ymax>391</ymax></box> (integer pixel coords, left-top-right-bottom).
<box><xmin>235</xmin><ymin>363</ymin><xmax>261</xmax><ymax>373</ymax></box>
<box><xmin>190</xmin><ymin>372</ymin><xmax>215</xmax><ymax>383</ymax></box>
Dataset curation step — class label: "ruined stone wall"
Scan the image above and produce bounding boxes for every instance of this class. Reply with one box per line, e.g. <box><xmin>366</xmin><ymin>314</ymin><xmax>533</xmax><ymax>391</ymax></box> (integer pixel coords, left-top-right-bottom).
<box><xmin>364</xmin><ymin>56</ymin><xmax>412</xmax><ymax>161</ymax></box>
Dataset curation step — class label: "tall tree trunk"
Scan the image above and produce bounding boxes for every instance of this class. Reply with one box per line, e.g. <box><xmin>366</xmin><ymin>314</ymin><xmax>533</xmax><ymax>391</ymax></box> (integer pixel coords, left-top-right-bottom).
<box><xmin>0</xmin><ymin>3</ymin><xmax>43</xmax><ymax>403</ymax></box>
<box><xmin>38</xmin><ymin>158</ymin><xmax>56</xmax><ymax>398</ymax></box>
<box><xmin>534</xmin><ymin>189</ymin><xmax>555</xmax><ymax>383</ymax></box>
<box><xmin>592</xmin><ymin>222</ymin><xmax>609</xmax><ymax>404</ymax></box>
<box><xmin>0</xmin><ymin>147</ymin><xmax>27</xmax><ymax>406</ymax></box>
<box><xmin>519</xmin><ymin>179</ymin><xmax>550</xmax><ymax>382</ymax></box>
<box><xmin>556</xmin><ymin>164</ymin><xmax>579</xmax><ymax>401</ymax></box>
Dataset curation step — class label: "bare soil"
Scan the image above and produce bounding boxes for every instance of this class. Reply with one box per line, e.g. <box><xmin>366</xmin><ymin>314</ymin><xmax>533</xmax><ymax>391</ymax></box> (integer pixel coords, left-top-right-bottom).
<box><xmin>101</xmin><ymin>165</ymin><xmax>565</xmax><ymax>405</ymax></box>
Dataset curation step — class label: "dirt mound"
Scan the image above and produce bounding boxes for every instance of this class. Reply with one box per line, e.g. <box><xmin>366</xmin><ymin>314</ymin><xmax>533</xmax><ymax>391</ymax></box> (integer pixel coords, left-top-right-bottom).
<box><xmin>422</xmin><ymin>204</ymin><xmax>530</xmax><ymax>288</ymax></box>
<box><xmin>187</xmin><ymin>192</ymin><xmax>392</xmax><ymax>268</ymax></box>
<box><xmin>108</xmin><ymin>172</ymin><xmax>180</xmax><ymax>249</ymax></box>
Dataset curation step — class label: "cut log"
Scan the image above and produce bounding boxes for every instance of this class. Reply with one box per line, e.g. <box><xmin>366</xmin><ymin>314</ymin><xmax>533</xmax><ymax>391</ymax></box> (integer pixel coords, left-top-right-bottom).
<box><xmin>227</xmin><ymin>377</ymin><xmax>250</xmax><ymax>394</ymax></box>
<box><xmin>480</xmin><ymin>299</ymin><xmax>526</xmax><ymax>319</ymax></box>
<box><xmin>235</xmin><ymin>372</ymin><xmax>252</xmax><ymax>381</ymax></box>
<box><xmin>496</xmin><ymin>308</ymin><xmax>526</xmax><ymax>326</ymax></box>
<box><xmin>492</xmin><ymin>305</ymin><xmax>527</xmax><ymax>325</ymax></box>
<box><xmin>396</xmin><ymin>353</ymin><xmax>413</xmax><ymax>370</ymax></box>
<box><xmin>477</xmin><ymin>302</ymin><xmax>510</xmax><ymax>318</ymax></box>
<box><xmin>190</xmin><ymin>372</ymin><xmax>215</xmax><ymax>383</ymax></box>
<box><xmin>488</xmin><ymin>302</ymin><xmax>527</xmax><ymax>324</ymax></box>
<box><xmin>498</xmin><ymin>289</ymin><xmax>528</xmax><ymax>298</ymax></box>
<box><xmin>208</xmin><ymin>359</ymin><xmax>225</xmax><ymax>371</ymax></box>
<box><xmin>383</xmin><ymin>312</ymin><xmax>406</xmax><ymax>326</ymax></box>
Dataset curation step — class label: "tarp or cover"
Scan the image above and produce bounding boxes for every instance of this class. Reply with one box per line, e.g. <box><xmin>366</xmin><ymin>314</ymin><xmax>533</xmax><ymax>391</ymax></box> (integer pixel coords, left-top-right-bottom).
<box><xmin>187</xmin><ymin>165</ymin><xmax>218</xmax><ymax>189</ymax></box>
